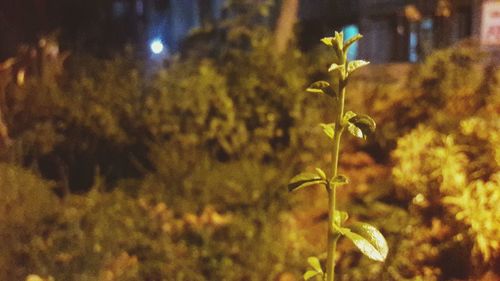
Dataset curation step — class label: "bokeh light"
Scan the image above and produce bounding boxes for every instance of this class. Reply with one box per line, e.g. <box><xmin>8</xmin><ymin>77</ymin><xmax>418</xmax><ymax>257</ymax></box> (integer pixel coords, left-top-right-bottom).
<box><xmin>150</xmin><ymin>39</ymin><xmax>164</xmax><ymax>55</ymax></box>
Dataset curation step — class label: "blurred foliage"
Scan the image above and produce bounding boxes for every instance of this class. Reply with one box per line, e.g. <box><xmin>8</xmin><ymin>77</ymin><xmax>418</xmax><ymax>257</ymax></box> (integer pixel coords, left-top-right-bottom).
<box><xmin>389</xmin><ymin>79</ymin><xmax>499</xmax><ymax>279</ymax></box>
<box><xmin>1</xmin><ymin>163</ymin><xmax>303</xmax><ymax>281</ymax></box>
<box><xmin>347</xmin><ymin>46</ymin><xmax>494</xmax><ymax>160</ymax></box>
<box><xmin>0</xmin><ymin>24</ymin><xmax>499</xmax><ymax>281</ymax></box>
<box><xmin>141</xmin><ymin>145</ymin><xmax>294</xmax><ymax>213</ymax></box>
<box><xmin>144</xmin><ymin>60</ymin><xmax>245</xmax><ymax>156</ymax></box>
<box><xmin>0</xmin><ymin>164</ymin><xmax>58</xmax><ymax>281</ymax></box>
<box><xmin>4</xmin><ymin>55</ymin><xmax>146</xmax><ymax>191</ymax></box>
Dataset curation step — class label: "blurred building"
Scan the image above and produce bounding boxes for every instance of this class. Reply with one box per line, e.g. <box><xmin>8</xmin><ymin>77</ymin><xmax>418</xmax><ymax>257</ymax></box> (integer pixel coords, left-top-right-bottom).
<box><xmin>356</xmin><ymin>0</ymin><xmax>480</xmax><ymax>63</ymax></box>
<box><xmin>302</xmin><ymin>0</ymin><xmax>500</xmax><ymax>63</ymax></box>
<box><xmin>299</xmin><ymin>0</ymin><xmax>359</xmax><ymax>49</ymax></box>
<box><xmin>1</xmin><ymin>0</ymin><xmax>499</xmax><ymax>61</ymax></box>
<box><xmin>479</xmin><ymin>0</ymin><xmax>500</xmax><ymax>49</ymax></box>
<box><xmin>0</xmin><ymin>0</ymin><xmax>225</xmax><ymax>59</ymax></box>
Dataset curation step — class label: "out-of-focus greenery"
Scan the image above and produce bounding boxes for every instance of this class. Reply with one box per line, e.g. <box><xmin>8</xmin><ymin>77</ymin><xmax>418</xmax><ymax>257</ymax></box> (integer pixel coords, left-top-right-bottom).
<box><xmin>0</xmin><ymin>33</ymin><xmax>499</xmax><ymax>281</ymax></box>
<box><xmin>1</xmin><ymin>33</ymin><xmax>315</xmax><ymax>281</ymax></box>
<box><xmin>4</xmin><ymin>55</ymin><xmax>146</xmax><ymax>190</ymax></box>
<box><xmin>0</xmin><ymin>160</ymin><xmax>304</xmax><ymax>281</ymax></box>
<box><xmin>0</xmin><ymin>164</ymin><xmax>58</xmax><ymax>281</ymax></box>
<box><xmin>392</xmin><ymin>115</ymin><xmax>499</xmax><ymax>264</ymax></box>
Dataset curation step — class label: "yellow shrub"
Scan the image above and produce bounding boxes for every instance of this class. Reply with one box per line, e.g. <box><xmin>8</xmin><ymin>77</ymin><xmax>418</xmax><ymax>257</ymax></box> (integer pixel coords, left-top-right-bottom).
<box><xmin>444</xmin><ymin>173</ymin><xmax>500</xmax><ymax>262</ymax></box>
<box><xmin>392</xmin><ymin>115</ymin><xmax>499</xmax><ymax>263</ymax></box>
<box><xmin>391</xmin><ymin>125</ymin><xmax>468</xmax><ymax>201</ymax></box>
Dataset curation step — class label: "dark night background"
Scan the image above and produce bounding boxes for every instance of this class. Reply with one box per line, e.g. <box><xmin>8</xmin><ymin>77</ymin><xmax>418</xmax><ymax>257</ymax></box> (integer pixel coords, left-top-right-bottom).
<box><xmin>0</xmin><ymin>0</ymin><xmax>479</xmax><ymax>62</ymax></box>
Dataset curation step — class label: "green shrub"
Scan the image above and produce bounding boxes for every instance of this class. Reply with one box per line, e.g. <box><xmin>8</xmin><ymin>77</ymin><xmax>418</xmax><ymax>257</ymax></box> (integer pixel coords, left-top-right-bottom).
<box><xmin>445</xmin><ymin>174</ymin><xmax>500</xmax><ymax>263</ymax></box>
<box><xmin>391</xmin><ymin>124</ymin><xmax>468</xmax><ymax>201</ymax></box>
<box><xmin>18</xmin><ymin>176</ymin><xmax>301</xmax><ymax>281</ymax></box>
<box><xmin>141</xmin><ymin>145</ymin><xmax>294</xmax><ymax>213</ymax></box>
<box><xmin>443</xmin><ymin>116</ymin><xmax>500</xmax><ymax>264</ymax></box>
<box><xmin>391</xmin><ymin>113</ymin><xmax>500</xmax><ymax>273</ymax></box>
<box><xmin>344</xmin><ymin>46</ymin><xmax>494</xmax><ymax>160</ymax></box>
<box><xmin>5</xmin><ymin>55</ymin><xmax>147</xmax><ymax>190</ymax></box>
<box><xmin>0</xmin><ymin>164</ymin><xmax>58</xmax><ymax>280</ymax></box>
<box><xmin>144</xmin><ymin>60</ymin><xmax>247</xmax><ymax>158</ymax></box>
<box><xmin>5</xmin><ymin>38</ymin><xmax>326</xmax><ymax>190</ymax></box>
<box><xmin>406</xmin><ymin>46</ymin><xmax>486</xmax><ymax>129</ymax></box>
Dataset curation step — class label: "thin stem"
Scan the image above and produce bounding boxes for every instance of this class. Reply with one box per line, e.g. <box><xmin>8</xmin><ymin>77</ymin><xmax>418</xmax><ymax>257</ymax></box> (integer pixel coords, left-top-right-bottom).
<box><xmin>326</xmin><ymin>79</ymin><xmax>346</xmax><ymax>281</ymax></box>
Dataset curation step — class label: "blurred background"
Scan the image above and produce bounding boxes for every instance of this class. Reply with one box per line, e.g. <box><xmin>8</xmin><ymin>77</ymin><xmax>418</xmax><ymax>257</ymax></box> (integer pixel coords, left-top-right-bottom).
<box><xmin>0</xmin><ymin>0</ymin><xmax>499</xmax><ymax>280</ymax></box>
<box><xmin>2</xmin><ymin>0</ymin><xmax>499</xmax><ymax>61</ymax></box>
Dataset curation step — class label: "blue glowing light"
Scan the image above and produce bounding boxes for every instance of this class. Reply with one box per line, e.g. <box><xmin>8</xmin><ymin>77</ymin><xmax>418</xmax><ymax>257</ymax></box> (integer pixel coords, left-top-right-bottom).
<box><xmin>343</xmin><ymin>24</ymin><xmax>360</xmax><ymax>61</ymax></box>
<box><xmin>150</xmin><ymin>39</ymin><xmax>164</xmax><ymax>54</ymax></box>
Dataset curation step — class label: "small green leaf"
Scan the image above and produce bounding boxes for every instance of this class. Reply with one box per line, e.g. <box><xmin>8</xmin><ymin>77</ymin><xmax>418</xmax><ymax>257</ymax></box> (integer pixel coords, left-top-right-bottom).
<box><xmin>306</xmin><ymin>81</ymin><xmax>335</xmax><ymax>97</ymax></box>
<box><xmin>342</xmin><ymin>111</ymin><xmax>363</xmax><ymax>139</ymax></box>
<box><xmin>334</xmin><ymin>210</ymin><xmax>349</xmax><ymax>226</ymax></box>
<box><xmin>343</xmin><ymin>34</ymin><xmax>363</xmax><ymax>52</ymax></box>
<box><xmin>322</xmin><ymin>32</ymin><xmax>345</xmax><ymax>63</ymax></box>
<box><xmin>344</xmin><ymin>222</ymin><xmax>388</xmax><ymax>262</ymax></box>
<box><xmin>320</xmin><ymin>37</ymin><xmax>334</xmax><ymax>46</ymax></box>
<box><xmin>315</xmin><ymin>168</ymin><xmax>327</xmax><ymax>180</ymax></box>
<box><xmin>288</xmin><ymin>172</ymin><xmax>325</xmax><ymax>192</ymax></box>
<box><xmin>331</xmin><ymin>175</ymin><xmax>349</xmax><ymax>185</ymax></box>
<box><xmin>342</xmin><ymin>111</ymin><xmax>357</xmax><ymax>126</ymax></box>
<box><xmin>347</xmin><ymin>123</ymin><xmax>364</xmax><ymax>139</ymax></box>
<box><xmin>328</xmin><ymin>63</ymin><xmax>342</xmax><ymax>72</ymax></box>
<box><xmin>334</xmin><ymin>31</ymin><xmax>344</xmax><ymax>50</ymax></box>
<box><xmin>347</xmin><ymin>60</ymin><xmax>370</xmax><ymax>74</ymax></box>
<box><xmin>348</xmin><ymin>114</ymin><xmax>376</xmax><ymax>140</ymax></box>
<box><xmin>304</xmin><ymin>270</ymin><xmax>320</xmax><ymax>280</ymax></box>
<box><xmin>319</xmin><ymin>123</ymin><xmax>335</xmax><ymax>139</ymax></box>
<box><xmin>307</xmin><ymin>256</ymin><xmax>323</xmax><ymax>273</ymax></box>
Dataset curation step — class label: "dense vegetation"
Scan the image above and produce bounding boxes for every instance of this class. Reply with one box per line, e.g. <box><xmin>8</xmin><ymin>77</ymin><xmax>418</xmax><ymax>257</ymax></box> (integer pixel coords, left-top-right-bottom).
<box><xmin>0</xmin><ymin>30</ymin><xmax>499</xmax><ymax>281</ymax></box>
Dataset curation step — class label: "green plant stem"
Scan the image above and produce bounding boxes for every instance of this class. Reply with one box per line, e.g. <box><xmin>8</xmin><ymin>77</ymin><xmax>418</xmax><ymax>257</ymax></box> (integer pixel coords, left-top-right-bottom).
<box><xmin>326</xmin><ymin>82</ymin><xmax>346</xmax><ymax>281</ymax></box>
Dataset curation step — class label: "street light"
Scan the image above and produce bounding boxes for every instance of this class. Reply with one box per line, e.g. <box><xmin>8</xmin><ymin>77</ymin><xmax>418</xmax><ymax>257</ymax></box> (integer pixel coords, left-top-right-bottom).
<box><xmin>150</xmin><ymin>39</ymin><xmax>164</xmax><ymax>55</ymax></box>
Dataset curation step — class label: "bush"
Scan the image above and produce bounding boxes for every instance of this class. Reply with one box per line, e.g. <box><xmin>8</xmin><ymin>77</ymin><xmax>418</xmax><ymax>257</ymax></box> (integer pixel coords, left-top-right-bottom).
<box><xmin>144</xmin><ymin>60</ymin><xmax>247</xmax><ymax>158</ymax></box>
<box><xmin>150</xmin><ymin>38</ymin><xmax>321</xmax><ymax>161</ymax></box>
<box><xmin>0</xmin><ymin>164</ymin><xmax>58</xmax><ymax>280</ymax></box>
<box><xmin>141</xmin><ymin>145</ymin><xmax>294</xmax><ymax>213</ymax></box>
<box><xmin>344</xmin><ymin>46</ymin><xmax>494</xmax><ymax>161</ymax></box>
<box><xmin>391</xmin><ymin>113</ymin><xmax>500</xmax><ymax>274</ymax></box>
<box><xmin>15</xmin><ymin>173</ymin><xmax>302</xmax><ymax>280</ymax></box>
<box><xmin>5</xmin><ymin>55</ymin><xmax>147</xmax><ymax>191</ymax></box>
<box><xmin>4</xmin><ymin>37</ymin><xmax>326</xmax><ymax>190</ymax></box>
